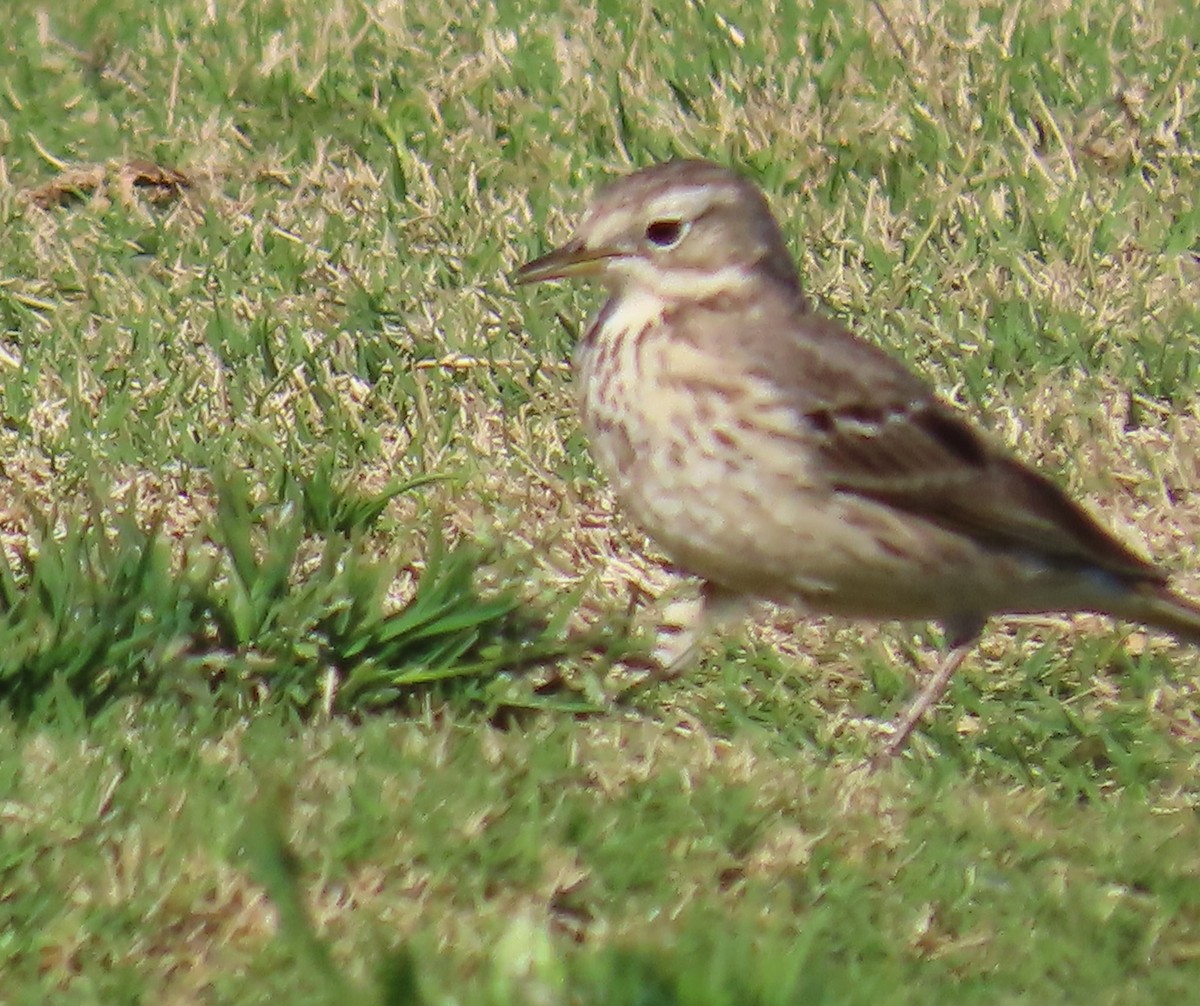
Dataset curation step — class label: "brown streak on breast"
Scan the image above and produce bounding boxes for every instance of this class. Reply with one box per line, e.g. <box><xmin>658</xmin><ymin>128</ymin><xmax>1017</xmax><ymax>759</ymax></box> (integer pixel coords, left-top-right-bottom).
<box><xmin>581</xmin><ymin>298</ymin><xmax>617</xmax><ymax>350</ymax></box>
<box><xmin>630</xmin><ymin>319</ymin><xmax>661</xmax><ymax>379</ymax></box>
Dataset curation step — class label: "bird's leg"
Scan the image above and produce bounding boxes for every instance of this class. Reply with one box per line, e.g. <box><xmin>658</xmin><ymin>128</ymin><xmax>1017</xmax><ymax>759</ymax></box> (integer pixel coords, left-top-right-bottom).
<box><xmin>875</xmin><ymin>619</ymin><xmax>983</xmax><ymax>763</ymax></box>
<box><xmin>651</xmin><ymin>581</ymin><xmax>747</xmax><ymax>678</ymax></box>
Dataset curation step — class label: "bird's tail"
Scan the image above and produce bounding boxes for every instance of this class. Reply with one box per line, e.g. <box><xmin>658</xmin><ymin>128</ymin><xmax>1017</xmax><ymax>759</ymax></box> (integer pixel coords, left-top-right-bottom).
<box><xmin>1122</xmin><ymin>582</ymin><xmax>1200</xmax><ymax>646</ymax></box>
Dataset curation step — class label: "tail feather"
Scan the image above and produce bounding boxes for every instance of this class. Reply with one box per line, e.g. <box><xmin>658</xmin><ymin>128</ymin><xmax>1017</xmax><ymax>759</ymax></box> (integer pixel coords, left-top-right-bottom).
<box><xmin>1126</xmin><ymin>583</ymin><xmax>1200</xmax><ymax>646</ymax></box>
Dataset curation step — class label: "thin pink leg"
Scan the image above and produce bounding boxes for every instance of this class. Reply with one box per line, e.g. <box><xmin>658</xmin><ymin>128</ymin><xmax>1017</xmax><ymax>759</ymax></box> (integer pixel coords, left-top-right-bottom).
<box><xmin>875</xmin><ymin>642</ymin><xmax>972</xmax><ymax>764</ymax></box>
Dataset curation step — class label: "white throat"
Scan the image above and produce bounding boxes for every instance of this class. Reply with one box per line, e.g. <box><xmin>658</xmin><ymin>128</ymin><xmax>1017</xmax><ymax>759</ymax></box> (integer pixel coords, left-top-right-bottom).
<box><xmin>586</xmin><ymin>287</ymin><xmax>667</xmax><ymax>349</ymax></box>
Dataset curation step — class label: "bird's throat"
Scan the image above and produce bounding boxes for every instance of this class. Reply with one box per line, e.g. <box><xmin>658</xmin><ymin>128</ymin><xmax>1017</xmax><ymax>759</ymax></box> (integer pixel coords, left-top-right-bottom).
<box><xmin>581</xmin><ymin>288</ymin><xmax>669</xmax><ymax>353</ymax></box>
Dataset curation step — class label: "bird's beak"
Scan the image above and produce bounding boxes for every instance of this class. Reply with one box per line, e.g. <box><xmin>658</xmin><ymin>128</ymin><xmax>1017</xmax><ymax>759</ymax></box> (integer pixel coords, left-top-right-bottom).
<box><xmin>515</xmin><ymin>239</ymin><xmax>617</xmax><ymax>285</ymax></box>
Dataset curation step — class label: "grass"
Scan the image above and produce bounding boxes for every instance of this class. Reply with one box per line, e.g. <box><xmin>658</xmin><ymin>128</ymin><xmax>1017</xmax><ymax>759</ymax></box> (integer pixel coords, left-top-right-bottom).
<box><xmin>1</xmin><ymin>0</ymin><xmax>1199</xmax><ymax>1001</ymax></box>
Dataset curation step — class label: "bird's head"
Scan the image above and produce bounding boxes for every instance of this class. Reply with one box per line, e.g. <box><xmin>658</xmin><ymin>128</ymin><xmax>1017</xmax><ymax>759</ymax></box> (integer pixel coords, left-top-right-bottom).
<box><xmin>517</xmin><ymin>160</ymin><xmax>801</xmax><ymax>303</ymax></box>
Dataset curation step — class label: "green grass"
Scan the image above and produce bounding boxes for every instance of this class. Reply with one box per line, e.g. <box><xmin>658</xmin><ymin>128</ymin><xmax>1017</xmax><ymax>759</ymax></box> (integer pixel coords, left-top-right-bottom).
<box><xmin>1</xmin><ymin>0</ymin><xmax>1199</xmax><ymax>1001</ymax></box>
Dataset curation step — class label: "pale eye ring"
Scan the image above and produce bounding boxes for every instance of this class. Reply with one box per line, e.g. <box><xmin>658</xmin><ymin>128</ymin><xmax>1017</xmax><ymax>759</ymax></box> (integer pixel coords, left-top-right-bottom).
<box><xmin>644</xmin><ymin>219</ymin><xmax>688</xmax><ymax>248</ymax></box>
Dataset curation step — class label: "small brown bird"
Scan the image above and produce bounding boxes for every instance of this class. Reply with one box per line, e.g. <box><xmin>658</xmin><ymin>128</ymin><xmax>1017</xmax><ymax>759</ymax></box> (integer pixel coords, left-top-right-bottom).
<box><xmin>517</xmin><ymin>159</ymin><xmax>1200</xmax><ymax>758</ymax></box>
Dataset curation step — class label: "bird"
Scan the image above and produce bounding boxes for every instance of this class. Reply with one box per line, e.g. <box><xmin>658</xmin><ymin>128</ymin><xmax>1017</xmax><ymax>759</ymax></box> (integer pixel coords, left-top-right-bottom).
<box><xmin>515</xmin><ymin>158</ymin><xmax>1200</xmax><ymax>759</ymax></box>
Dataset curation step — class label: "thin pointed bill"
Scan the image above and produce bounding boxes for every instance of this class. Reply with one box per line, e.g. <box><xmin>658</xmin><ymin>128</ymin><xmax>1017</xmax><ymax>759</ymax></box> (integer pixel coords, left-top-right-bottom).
<box><xmin>515</xmin><ymin>241</ymin><xmax>617</xmax><ymax>285</ymax></box>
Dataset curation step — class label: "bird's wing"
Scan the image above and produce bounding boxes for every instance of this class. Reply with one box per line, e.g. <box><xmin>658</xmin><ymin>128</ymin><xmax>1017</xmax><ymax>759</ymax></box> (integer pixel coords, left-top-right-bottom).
<box><xmin>761</xmin><ymin>313</ymin><xmax>1164</xmax><ymax>583</ymax></box>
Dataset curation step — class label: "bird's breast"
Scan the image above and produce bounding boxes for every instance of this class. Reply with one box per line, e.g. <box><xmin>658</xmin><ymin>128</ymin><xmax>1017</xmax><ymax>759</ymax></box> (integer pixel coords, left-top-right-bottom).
<box><xmin>572</xmin><ymin>294</ymin><xmax>828</xmax><ymax>589</ymax></box>
<box><xmin>574</xmin><ymin>290</ymin><xmax>668</xmax><ymax>485</ymax></box>
<box><xmin>575</xmin><ymin>295</ymin><xmax>806</xmax><ymax>481</ymax></box>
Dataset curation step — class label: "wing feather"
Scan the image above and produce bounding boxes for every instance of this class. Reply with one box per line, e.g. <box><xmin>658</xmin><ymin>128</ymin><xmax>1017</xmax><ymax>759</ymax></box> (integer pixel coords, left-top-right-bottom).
<box><xmin>740</xmin><ymin>311</ymin><xmax>1164</xmax><ymax>583</ymax></box>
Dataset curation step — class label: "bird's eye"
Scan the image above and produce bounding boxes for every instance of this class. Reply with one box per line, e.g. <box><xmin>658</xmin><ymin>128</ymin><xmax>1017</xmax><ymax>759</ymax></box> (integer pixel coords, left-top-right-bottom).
<box><xmin>645</xmin><ymin>219</ymin><xmax>687</xmax><ymax>248</ymax></box>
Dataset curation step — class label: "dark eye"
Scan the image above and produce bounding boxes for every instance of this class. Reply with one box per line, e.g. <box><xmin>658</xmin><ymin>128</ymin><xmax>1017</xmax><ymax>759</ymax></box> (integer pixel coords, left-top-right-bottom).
<box><xmin>645</xmin><ymin>219</ymin><xmax>686</xmax><ymax>248</ymax></box>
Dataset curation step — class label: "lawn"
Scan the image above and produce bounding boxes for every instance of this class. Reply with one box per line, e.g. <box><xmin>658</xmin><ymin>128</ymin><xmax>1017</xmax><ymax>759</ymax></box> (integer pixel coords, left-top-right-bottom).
<box><xmin>1</xmin><ymin>0</ymin><xmax>1198</xmax><ymax>1002</ymax></box>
